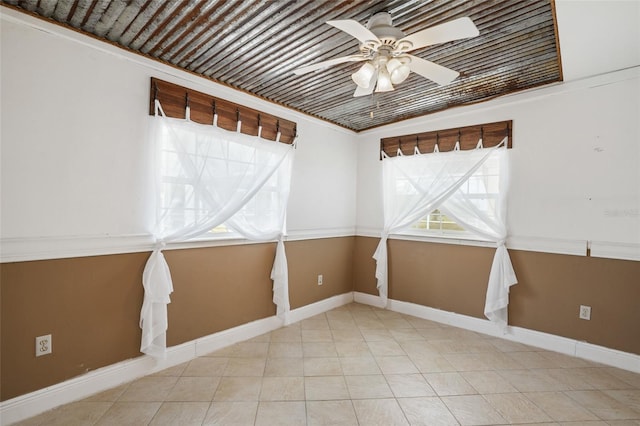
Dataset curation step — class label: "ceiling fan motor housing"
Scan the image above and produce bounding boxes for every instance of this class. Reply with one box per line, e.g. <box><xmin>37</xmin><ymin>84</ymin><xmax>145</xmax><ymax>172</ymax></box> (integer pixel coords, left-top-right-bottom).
<box><xmin>364</xmin><ymin>12</ymin><xmax>406</xmax><ymax>51</ymax></box>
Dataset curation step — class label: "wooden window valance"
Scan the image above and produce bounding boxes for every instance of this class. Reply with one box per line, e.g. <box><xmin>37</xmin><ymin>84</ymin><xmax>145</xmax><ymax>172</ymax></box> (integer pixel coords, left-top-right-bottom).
<box><xmin>380</xmin><ymin>120</ymin><xmax>512</xmax><ymax>158</ymax></box>
<box><xmin>149</xmin><ymin>77</ymin><xmax>297</xmax><ymax>144</ymax></box>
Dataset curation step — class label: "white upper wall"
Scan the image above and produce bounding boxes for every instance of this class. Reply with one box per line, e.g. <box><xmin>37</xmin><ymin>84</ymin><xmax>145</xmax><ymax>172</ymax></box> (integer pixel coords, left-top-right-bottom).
<box><xmin>0</xmin><ymin>9</ymin><xmax>357</xmax><ymax>259</ymax></box>
<box><xmin>555</xmin><ymin>0</ymin><xmax>640</xmax><ymax>81</ymax></box>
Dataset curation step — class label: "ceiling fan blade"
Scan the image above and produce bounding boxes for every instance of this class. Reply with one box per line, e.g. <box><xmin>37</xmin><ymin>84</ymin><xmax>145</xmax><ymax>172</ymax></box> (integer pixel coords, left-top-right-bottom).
<box><xmin>353</xmin><ymin>70</ymin><xmax>378</xmax><ymax>97</ymax></box>
<box><xmin>327</xmin><ymin>19</ymin><xmax>380</xmax><ymax>44</ymax></box>
<box><xmin>397</xmin><ymin>17</ymin><xmax>479</xmax><ymax>52</ymax></box>
<box><xmin>407</xmin><ymin>55</ymin><xmax>459</xmax><ymax>86</ymax></box>
<box><xmin>293</xmin><ymin>54</ymin><xmax>367</xmax><ymax>75</ymax></box>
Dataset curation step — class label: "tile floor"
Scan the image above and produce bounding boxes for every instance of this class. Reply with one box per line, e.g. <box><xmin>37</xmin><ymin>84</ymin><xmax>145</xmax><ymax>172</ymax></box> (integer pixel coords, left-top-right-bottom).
<box><xmin>14</xmin><ymin>303</ymin><xmax>640</xmax><ymax>425</ymax></box>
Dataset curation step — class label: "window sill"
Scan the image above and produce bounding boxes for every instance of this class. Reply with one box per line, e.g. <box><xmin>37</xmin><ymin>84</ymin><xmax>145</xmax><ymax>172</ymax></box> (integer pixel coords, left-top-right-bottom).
<box><xmin>390</xmin><ymin>231</ymin><xmax>496</xmax><ymax>248</ymax></box>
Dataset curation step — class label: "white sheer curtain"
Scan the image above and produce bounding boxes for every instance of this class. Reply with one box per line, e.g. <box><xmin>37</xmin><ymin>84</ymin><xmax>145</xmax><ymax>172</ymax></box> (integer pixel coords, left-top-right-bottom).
<box><xmin>373</xmin><ymin>139</ymin><xmax>517</xmax><ymax>328</ymax></box>
<box><xmin>140</xmin><ymin>101</ymin><xmax>294</xmax><ymax>358</ymax></box>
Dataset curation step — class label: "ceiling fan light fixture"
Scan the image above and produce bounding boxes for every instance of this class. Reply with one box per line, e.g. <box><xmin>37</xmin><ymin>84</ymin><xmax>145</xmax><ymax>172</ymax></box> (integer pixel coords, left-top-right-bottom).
<box><xmin>352</xmin><ymin>62</ymin><xmax>376</xmax><ymax>88</ymax></box>
<box><xmin>375</xmin><ymin>66</ymin><xmax>394</xmax><ymax>92</ymax></box>
<box><xmin>387</xmin><ymin>57</ymin><xmax>411</xmax><ymax>85</ymax></box>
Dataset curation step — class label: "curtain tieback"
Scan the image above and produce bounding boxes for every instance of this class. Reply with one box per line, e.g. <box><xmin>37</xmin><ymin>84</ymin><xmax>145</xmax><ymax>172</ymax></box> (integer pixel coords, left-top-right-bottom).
<box><xmin>154</xmin><ymin>241</ymin><xmax>166</xmax><ymax>251</ymax></box>
<box><xmin>497</xmin><ymin>239</ymin><xmax>506</xmax><ymax>247</ymax></box>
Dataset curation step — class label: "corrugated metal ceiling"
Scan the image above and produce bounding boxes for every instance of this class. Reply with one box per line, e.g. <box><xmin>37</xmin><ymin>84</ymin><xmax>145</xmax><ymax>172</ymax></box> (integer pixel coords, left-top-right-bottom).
<box><xmin>2</xmin><ymin>0</ymin><xmax>562</xmax><ymax>131</ymax></box>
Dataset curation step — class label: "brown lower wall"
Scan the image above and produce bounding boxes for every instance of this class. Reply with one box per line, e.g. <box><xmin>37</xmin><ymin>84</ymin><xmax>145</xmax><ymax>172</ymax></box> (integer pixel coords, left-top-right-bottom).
<box><xmin>353</xmin><ymin>236</ymin><xmax>640</xmax><ymax>356</ymax></box>
<box><xmin>0</xmin><ymin>237</ymin><xmax>355</xmax><ymax>401</ymax></box>
<box><xmin>2</xmin><ymin>235</ymin><xmax>638</xmax><ymax>401</ymax></box>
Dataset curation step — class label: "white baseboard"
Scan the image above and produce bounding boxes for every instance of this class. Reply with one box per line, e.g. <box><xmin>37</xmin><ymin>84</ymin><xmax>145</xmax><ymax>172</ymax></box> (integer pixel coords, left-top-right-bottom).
<box><xmin>0</xmin><ymin>293</ymin><xmax>353</xmax><ymax>426</ymax></box>
<box><xmin>355</xmin><ymin>292</ymin><xmax>640</xmax><ymax>374</ymax></box>
<box><xmin>287</xmin><ymin>292</ymin><xmax>354</xmax><ymax>324</ymax></box>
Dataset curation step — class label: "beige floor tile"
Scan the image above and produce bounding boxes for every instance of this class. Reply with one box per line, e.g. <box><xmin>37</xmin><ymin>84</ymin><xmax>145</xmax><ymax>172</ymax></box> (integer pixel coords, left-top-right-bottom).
<box><xmin>352</xmin><ymin>398</ymin><xmax>409</xmax><ymax>425</ymax></box>
<box><xmin>441</xmin><ymin>395</ymin><xmax>506</xmax><ymax>426</ymax></box>
<box><xmin>546</xmin><ymin>368</ymin><xmax>600</xmax><ymax>390</ymax></box>
<box><xmin>304</xmin><ymin>357</ymin><xmax>343</xmax><ymax>376</ymax></box>
<box><xmin>574</xmin><ymin>368</ymin><xmax>636</xmax><ymax>390</ymax></box>
<box><xmin>17</xmin><ymin>401</ymin><xmax>112</xmax><ymax>426</ymax></box>
<box><xmin>386</xmin><ymin>374</ymin><xmax>436</xmax><ymax>397</ymax></box>
<box><xmin>300</xmin><ymin>316</ymin><xmax>330</xmax><ymax>330</ymax></box>
<box><xmin>461</xmin><ymin>370</ymin><xmax>518</xmax><ymax>394</ymax></box>
<box><xmin>270</xmin><ymin>326</ymin><xmax>302</xmax><ymax>342</ymax></box>
<box><xmin>606</xmin><ymin>421</ymin><xmax>640</xmax><ymax>425</ymax></box>
<box><xmin>444</xmin><ymin>353</ymin><xmax>493</xmax><ymax>371</ymax></box>
<box><xmin>306</xmin><ymin>400</ymin><xmax>358</xmax><ymax>425</ymax></box>
<box><xmin>83</xmin><ymin>384</ymin><xmax>129</xmax><ymax>402</ymax></box>
<box><xmin>255</xmin><ymin>401</ymin><xmax>306</xmax><ymax>426</ymax></box>
<box><xmin>303</xmin><ymin>341</ymin><xmax>338</xmax><ymax>357</ymax></box>
<box><xmin>525</xmin><ymin>391</ymin><xmax>600</xmax><ymax>421</ymax></box>
<box><xmin>213</xmin><ymin>377</ymin><xmax>262</xmax><ymax>401</ymax></box>
<box><xmin>424</xmin><ymin>372</ymin><xmax>477</xmax><ymax>396</ymax></box>
<box><xmin>329</xmin><ymin>318</ymin><xmax>359</xmax><ymax>330</ymax></box>
<box><xmin>148</xmin><ymin>401</ymin><xmax>209</xmax><ymax>425</ymax></box>
<box><xmin>477</xmin><ymin>351</ymin><xmax>524</xmax><ymax>370</ymax></box>
<box><xmin>507</xmin><ymin>351</ymin><xmax>564</xmax><ymax>369</ymax></box>
<box><xmin>354</xmin><ymin>318</ymin><xmax>386</xmax><ymax>329</ymax></box>
<box><xmin>389</xmin><ymin>328</ymin><xmax>424</xmax><ymax>341</ymax></box>
<box><xmin>305</xmin><ymin>376</ymin><xmax>350</xmax><ymax>400</ymax></box>
<box><xmin>335</xmin><ymin>340</ymin><xmax>372</xmax><ymax>357</ymax></box>
<box><xmin>260</xmin><ymin>376</ymin><xmax>305</xmax><ymax>401</ymax></box>
<box><xmin>345</xmin><ymin>375</ymin><xmax>394</xmax><ymax>399</ymax></box>
<box><xmin>230</xmin><ymin>342</ymin><xmax>270</xmax><ymax>358</ymax></box>
<box><xmin>538</xmin><ymin>350</ymin><xmax>593</xmax><ymax>368</ymax></box>
<box><xmin>95</xmin><ymin>402</ymin><xmax>161</xmax><ymax>425</ymax></box>
<box><xmin>381</xmin><ymin>318</ymin><xmax>413</xmax><ymax>329</ymax></box>
<box><xmin>331</xmin><ymin>328</ymin><xmax>364</xmax><ymax>341</ymax></box>
<box><xmin>263</xmin><ymin>357</ymin><xmax>303</xmax><ymax>376</ymax></box>
<box><xmin>498</xmin><ymin>368</ymin><xmax>568</xmax><ymax>392</ymax></box>
<box><xmin>340</xmin><ymin>356</ymin><xmax>382</xmax><ymax>375</ymax></box>
<box><xmin>603</xmin><ymin>389</ymin><xmax>640</xmax><ymax>412</ymax></box>
<box><xmin>118</xmin><ymin>376</ymin><xmax>178</xmax><ymax>402</ymax></box>
<box><xmin>165</xmin><ymin>376</ymin><xmax>220</xmax><ymax>401</ymax></box>
<box><xmin>565</xmin><ymin>390</ymin><xmax>640</xmax><ymax>420</ymax></box>
<box><xmin>419</xmin><ymin>328</ymin><xmax>461</xmax><ymax>340</ymax></box>
<box><xmin>409</xmin><ymin>354</ymin><xmax>458</xmax><ymax>373</ymax></box>
<box><xmin>374</xmin><ymin>310</ymin><xmax>403</xmax><ymax>320</ymax></box>
<box><xmin>202</xmin><ymin>401</ymin><xmax>258</xmax><ymax>425</ymax></box>
<box><xmin>367</xmin><ymin>340</ymin><xmax>406</xmax><ymax>356</ymax></box>
<box><xmin>487</xmin><ymin>338</ymin><xmax>535</xmax><ymax>352</ymax></box>
<box><xmin>223</xmin><ymin>357</ymin><xmax>266</xmax><ymax>376</ymax></box>
<box><xmin>605</xmin><ymin>369</ymin><xmax>640</xmax><ymax>388</ymax></box>
<box><xmin>150</xmin><ymin>362</ymin><xmax>188</xmax><ymax>376</ymax></box>
<box><xmin>182</xmin><ymin>357</ymin><xmax>229</xmax><ymax>377</ymax></box>
<box><xmin>484</xmin><ymin>392</ymin><xmax>552</xmax><ymax>423</ymax></box>
<box><xmin>405</xmin><ymin>317</ymin><xmax>443</xmax><ymax>329</ymax></box>
<box><xmin>268</xmin><ymin>341</ymin><xmax>303</xmax><ymax>358</ymax></box>
<box><xmin>397</xmin><ymin>396</ymin><xmax>459</xmax><ymax>426</ymax></box>
<box><xmin>376</xmin><ymin>355</ymin><xmax>419</xmax><ymax>374</ymax></box>
<box><xmin>360</xmin><ymin>328</ymin><xmax>394</xmax><ymax>341</ymax></box>
<box><xmin>399</xmin><ymin>340</ymin><xmax>440</xmax><ymax>357</ymax></box>
<box><xmin>326</xmin><ymin>311</ymin><xmax>354</xmax><ymax>321</ymax></box>
<box><xmin>302</xmin><ymin>329</ymin><xmax>334</xmax><ymax>342</ymax></box>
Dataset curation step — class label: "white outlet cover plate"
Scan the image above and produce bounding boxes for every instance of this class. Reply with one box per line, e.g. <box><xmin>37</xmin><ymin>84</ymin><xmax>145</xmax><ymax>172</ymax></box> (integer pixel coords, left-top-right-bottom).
<box><xmin>36</xmin><ymin>334</ymin><xmax>52</xmax><ymax>356</ymax></box>
<box><xmin>579</xmin><ymin>305</ymin><xmax>591</xmax><ymax>320</ymax></box>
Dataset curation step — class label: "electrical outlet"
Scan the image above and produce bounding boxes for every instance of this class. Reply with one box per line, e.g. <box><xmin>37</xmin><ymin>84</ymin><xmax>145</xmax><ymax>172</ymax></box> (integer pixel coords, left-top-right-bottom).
<box><xmin>317</xmin><ymin>274</ymin><xmax>323</xmax><ymax>286</ymax></box>
<box><xmin>579</xmin><ymin>305</ymin><xmax>591</xmax><ymax>320</ymax></box>
<box><xmin>36</xmin><ymin>334</ymin><xmax>52</xmax><ymax>357</ymax></box>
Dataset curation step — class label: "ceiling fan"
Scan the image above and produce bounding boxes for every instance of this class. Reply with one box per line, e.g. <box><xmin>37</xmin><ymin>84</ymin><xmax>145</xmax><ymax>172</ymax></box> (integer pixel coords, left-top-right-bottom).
<box><xmin>293</xmin><ymin>12</ymin><xmax>479</xmax><ymax>97</ymax></box>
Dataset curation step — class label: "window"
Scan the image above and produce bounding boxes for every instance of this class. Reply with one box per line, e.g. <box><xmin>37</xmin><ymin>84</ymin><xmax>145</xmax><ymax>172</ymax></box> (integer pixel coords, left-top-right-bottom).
<box><xmin>406</xmin><ymin>148</ymin><xmax>501</xmax><ymax>238</ymax></box>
